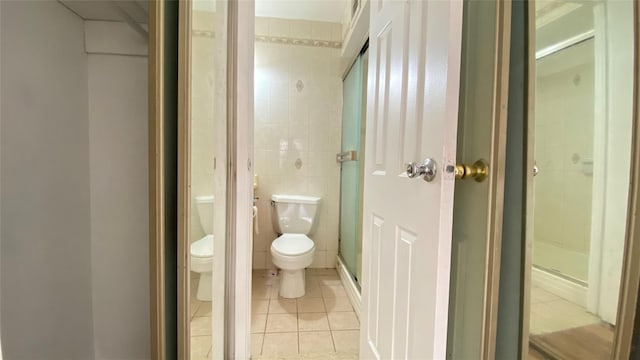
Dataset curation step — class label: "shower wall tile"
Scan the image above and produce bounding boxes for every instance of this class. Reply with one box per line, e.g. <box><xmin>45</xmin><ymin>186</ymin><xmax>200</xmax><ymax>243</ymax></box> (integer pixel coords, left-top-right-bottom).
<box><xmin>190</xmin><ymin>10</ymin><xmax>217</xmax><ymax>242</ymax></box>
<box><xmin>253</xmin><ymin>18</ymin><xmax>343</xmax><ymax>269</ymax></box>
<box><xmin>532</xmin><ymin>58</ymin><xmax>595</xmax><ymax>281</ymax></box>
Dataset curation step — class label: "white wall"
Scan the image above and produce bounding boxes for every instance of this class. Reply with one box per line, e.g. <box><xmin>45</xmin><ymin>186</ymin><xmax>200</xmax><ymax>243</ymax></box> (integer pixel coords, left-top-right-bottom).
<box><xmin>0</xmin><ymin>1</ymin><xmax>95</xmax><ymax>358</ymax></box>
<box><xmin>593</xmin><ymin>0</ymin><xmax>635</xmax><ymax>324</ymax></box>
<box><xmin>252</xmin><ymin>17</ymin><xmax>343</xmax><ymax>269</ymax></box>
<box><xmin>0</xmin><ymin>4</ymin><xmax>150</xmax><ymax>359</ymax></box>
<box><xmin>86</xmin><ymin>21</ymin><xmax>150</xmax><ymax>360</ymax></box>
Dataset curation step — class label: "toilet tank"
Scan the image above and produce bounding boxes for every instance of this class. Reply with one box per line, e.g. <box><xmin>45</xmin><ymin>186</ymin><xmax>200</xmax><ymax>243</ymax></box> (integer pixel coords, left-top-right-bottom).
<box><xmin>271</xmin><ymin>194</ymin><xmax>321</xmax><ymax>235</ymax></box>
<box><xmin>195</xmin><ymin>195</ymin><xmax>214</xmax><ymax>235</ymax></box>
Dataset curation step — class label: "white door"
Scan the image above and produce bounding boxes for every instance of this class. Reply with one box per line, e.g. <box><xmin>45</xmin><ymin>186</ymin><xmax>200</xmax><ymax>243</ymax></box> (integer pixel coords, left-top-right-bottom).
<box><xmin>360</xmin><ymin>0</ymin><xmax>464</xmax><ymax>358</ymax></box>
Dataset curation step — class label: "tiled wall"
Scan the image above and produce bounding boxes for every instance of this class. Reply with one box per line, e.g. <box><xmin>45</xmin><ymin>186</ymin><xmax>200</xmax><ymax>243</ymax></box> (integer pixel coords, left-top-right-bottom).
<box><xmin>191</xmin><ymin>11</ymin><xmax>216</xmax><ymax>242</ymax></box>
<box><xmin>533</xmin><ymin>41</ymin><xmax>594</xmax><ymax>282</ymax></box>
<box><xmin>253</xmin><ymin>17</ymin><xmax>343</xmax><ymax>269</ymax></box>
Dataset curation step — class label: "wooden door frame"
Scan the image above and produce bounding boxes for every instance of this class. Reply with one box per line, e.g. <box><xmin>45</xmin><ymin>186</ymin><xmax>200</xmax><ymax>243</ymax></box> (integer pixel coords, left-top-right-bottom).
<box><xmin>149</xmin><ymin>1</ymin><xmax>166</xmax><ymax>358</ymax></box>
<box><xmin>521</xmin><ymin>1</ymin><xmax>640</xmax><ymax>358</ymax></box>
<box><xmin>177</xmin><ymin>0</ymin><xmax>192</xmax><ymax>359</ymax></box>
<box><xmin>481</xmin><ymin>1</ymin><xmax>512</xmax><ymax>358</ymax></box>
<box><xmin>612</xmin><ymin>2</ymin><xmax>640</xmax><ymax>357</ymax></box>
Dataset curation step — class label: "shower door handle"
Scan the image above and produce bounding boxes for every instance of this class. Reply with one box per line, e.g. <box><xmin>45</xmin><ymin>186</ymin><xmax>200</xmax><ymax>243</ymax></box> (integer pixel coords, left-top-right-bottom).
<box><xmin>336</xmin><ymin>150</ymin><xmax>358</xmax><ymax>163</ymax></box>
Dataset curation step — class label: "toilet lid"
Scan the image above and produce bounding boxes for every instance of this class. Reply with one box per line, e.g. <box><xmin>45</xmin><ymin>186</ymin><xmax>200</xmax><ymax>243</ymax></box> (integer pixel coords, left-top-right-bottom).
<box><xmin>272</xmin><ymin>234</ymin><xmax>314</xmax><ymax>256</ymax></box>
<box><xmin>191</xmin><ymin>235</ymin><xmax>214</xmax><ymax>258</ymax></box>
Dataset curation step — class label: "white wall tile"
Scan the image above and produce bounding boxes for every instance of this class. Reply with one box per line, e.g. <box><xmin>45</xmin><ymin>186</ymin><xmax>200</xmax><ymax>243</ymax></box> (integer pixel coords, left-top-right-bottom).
<box><xmin>312</xmin><ymin>251</ymin><xmax>327</xmax><ymax>268</ymax></box>
<box><xmin>254</xmin><ymin>20</ymin><xmax>343</xmax><ymax>270</ymax></box>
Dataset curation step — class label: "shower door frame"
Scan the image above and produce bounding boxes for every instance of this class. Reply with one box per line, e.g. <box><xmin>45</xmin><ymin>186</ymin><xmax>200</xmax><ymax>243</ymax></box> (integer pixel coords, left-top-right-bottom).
<box><xmin>520</xmin><ymin>1</ymin><xmax>640</xmax><ymax>358</ymax></box>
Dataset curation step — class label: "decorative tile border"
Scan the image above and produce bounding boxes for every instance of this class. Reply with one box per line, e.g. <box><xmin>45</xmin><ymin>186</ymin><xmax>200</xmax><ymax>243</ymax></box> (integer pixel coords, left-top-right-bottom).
<box><xmin>255</xmin><ymin>35</ymin><xmax>341</xmax><ymax>49</ymax></box>
<box><xmin>192</xmin><ymin>29</ymin><xmax>342</xmax><ymax>49</ymax></box>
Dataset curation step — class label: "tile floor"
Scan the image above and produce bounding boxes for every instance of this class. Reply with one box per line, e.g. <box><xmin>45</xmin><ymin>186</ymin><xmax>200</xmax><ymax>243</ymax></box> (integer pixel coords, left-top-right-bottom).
<box><xmin>251</xmin><ymin>268</ymin><xmax>360</xmax><ymax>359</ymax></box>
<box><xmin>529</xmin><ymin>286</ymin><xmax>601</xmax><ymax>335</ymax></box>
<box><xmin>191</xmin><ymin>274</ymin><xmax>213</xmax><ymax>360</ymax></box>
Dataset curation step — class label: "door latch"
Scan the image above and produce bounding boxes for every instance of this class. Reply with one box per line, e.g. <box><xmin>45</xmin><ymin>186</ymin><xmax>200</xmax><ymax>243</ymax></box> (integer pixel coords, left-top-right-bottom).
<box><xmin>454</xmin><ymin>159</ymin><xmax>489</xmax><ymax>182</ymax></box>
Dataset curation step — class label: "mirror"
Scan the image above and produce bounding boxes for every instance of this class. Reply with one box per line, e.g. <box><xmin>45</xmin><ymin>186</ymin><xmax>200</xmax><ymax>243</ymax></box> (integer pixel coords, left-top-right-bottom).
<box><xmin>187</xmin><ymin>1</ymin><xmax>227</xmax><ymax>358</ymax></box>
<box><xmin>527</xmin><ymin>1</ymin><xmax>635</xmax><ymax>358</ymax></box>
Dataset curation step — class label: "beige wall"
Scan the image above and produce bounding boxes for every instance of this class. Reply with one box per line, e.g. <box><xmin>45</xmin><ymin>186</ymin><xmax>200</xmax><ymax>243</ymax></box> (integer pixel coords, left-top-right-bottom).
<box><xmin>253</xmin><ymin>17</ymin><xmax>343</xmax><ymax>269</ymax></box>
<box><xmin>533</xmin><ymin>40</ymin><xmax>595</xmax><ymax>281</ymax></box>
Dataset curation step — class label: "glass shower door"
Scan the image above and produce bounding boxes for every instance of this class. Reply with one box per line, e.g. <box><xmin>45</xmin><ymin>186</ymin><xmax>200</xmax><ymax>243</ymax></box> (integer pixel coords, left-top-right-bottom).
<box><xmin>339</xmin><ymin>54</ymin><xmax>365</xmax><ymax>282</ymax></box>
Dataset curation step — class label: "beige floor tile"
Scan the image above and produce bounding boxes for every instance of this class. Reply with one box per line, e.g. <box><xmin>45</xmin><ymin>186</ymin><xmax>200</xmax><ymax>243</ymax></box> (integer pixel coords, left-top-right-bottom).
<box><xmin>252</xmin><ymin>314</ymin><xmax>268</xmax><ymax>333</ymax></box>
<box><xmin>195</xmin><ymin>302</ymin><xmax>212</xmax><ymax>317</ymax></box>
<box><xmin>321</xmin><ymin>285</ymin><xmax>347</xmax><ymax>298</ymax></box>
<box><xmin>262</xmin><ymin>332</ymin><xmax>299</xmax><ymax>355</ymax></box>
<box><xmin>269</xmin><ymin>298</ymin><xmax>297</xmax><ymax>314</ymax></box>
<box><xmin>316</xmin><ymin>275</ymin><xmax>341</xmax><ymax>286</ymax></box>
<box><xmin>266</xmin><ymin>313</ymin><xmax>298</xmax><ymax>333</ymax></box>
<box><xmin>191</xmin><ymin>316</ymin><xmax>212</xmax><ymax>336</ymax></box>
<box><xmin>191</xmin><ymin>278</ymin><xmax>200</xmax><ymax>298</ymax></box>
<box><xmin>253</xmin><ymin>299</ymin><xmax>270</xmax><ymax>315</ymax></box>
<box><xmin>309</xmin><ymin>268</ymin><xmax>338</xmax><ymax>276</ymax></box>
<box><xmin>297</xmin><ymin>298</ymin><xmax>326</xmax><ymax>313</ymax></box>
<box><xmin>328</xmin><ymin>312</ymin><xmax>359</xmax><ymax>330</ymax></box>
<box><xmin>251</xmin><ymin>333</ymin><xmax>264</xmax><ymax>357</ymax></box>
<box><xmin>324</xmin><ymin>297</ymin><xmax>354</xmax><ymax>312</ymax></box>
<box><xmin>531</xmin><ymin>286</ymin><xmax>560</xmax><ymax>303</ymax></box>
<box><xmin>268</xmin><ymin>286</ymin><xmax>281</xmax><ymax>299</ymax></box>
<box><xmin>332</xmin><ymin>330</ymin><xmax>359</xmax><ymax>353</ymax></box>
<box><xmin>190</xmin><ymin>335</ymin><xmax>212</xmax><ymax>359</ymax></box>
<box><xmin>302</xmin><ymin>284</ymin><xmax>323</xmax><ymax>298</ymax></box>
<box><xmin>191</xmin><ymin>299</ymin><xmax>202</xmax><ymax>318</ymax></box>
<box><xmin>299</xmin><ymin>331</ymin><xmax>335</xmax><ymax>353</ymax></box>
<box><xmin>298</xmin><ymin>312</ymin><xmax>330</xmax><ymax>331</ymax></box>
<box><xmin>253</xmin><ymin>286</ymin><xmax>271</xmax><ymax>300</ymax></box>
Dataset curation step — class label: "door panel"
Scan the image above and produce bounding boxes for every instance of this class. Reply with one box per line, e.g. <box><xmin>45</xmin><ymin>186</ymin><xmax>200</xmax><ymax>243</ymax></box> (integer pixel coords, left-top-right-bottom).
<box><xmin>360</xmin><ymin>0</ymin><xmax>464</xmax><ymax>358</ymax></box>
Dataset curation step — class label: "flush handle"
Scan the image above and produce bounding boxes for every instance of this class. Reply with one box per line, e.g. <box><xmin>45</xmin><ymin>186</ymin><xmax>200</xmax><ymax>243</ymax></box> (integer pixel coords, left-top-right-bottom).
<box><xmin>406</xmin><ymin>158</ymin><xmax>437</xmax><ymax>182</ymax></box>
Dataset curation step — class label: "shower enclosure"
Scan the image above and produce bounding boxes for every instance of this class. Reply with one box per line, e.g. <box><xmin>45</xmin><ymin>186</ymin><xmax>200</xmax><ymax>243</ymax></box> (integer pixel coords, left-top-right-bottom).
<box><xmin>338</xmin><ymin>48</ymin><xmax>368</xmax><ymax>285</ymax></box>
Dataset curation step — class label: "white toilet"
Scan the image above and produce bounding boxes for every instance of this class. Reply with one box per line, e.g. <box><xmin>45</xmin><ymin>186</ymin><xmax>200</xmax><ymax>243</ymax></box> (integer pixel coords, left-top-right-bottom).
<box><xmin>192</xmin><ymin>195</ymin><xmax>214</xmax><ymax>301</ymax></box>
<box><xmin>270</xmin><ymin>194</ymin><xmax>321</xmax><ymax>298</ymax></box>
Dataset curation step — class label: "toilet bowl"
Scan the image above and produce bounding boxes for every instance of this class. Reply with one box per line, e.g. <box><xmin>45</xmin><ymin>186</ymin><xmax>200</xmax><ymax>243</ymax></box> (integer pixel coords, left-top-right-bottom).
<box><xmin>271</xmin><ymin>234</ymin><xmax>315</xmax><ymax>298</ymax></box>
<box><xmin>191</xmin><ymin>234</ymin><xmax>213</xmax><ymax>301</ymax></box>
<box><xmin>191</xmin><ymin>195</ymin><xmax>214</xmax><ymax>301</ymax></box>
<box><xmin>270</xmin><ymin>194</ymin><xmax>321</xmax><ymax>298</ymax></box>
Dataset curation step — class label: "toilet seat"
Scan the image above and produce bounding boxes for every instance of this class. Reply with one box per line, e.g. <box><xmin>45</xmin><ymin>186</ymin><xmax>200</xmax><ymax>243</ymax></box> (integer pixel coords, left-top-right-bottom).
<box><xmin>271</xmin><ymin>234</ymin><xmax>314</xmax><ymax>256</ymax></box>
<box><xmin>191</xmin><ymin>234</ymin><xmax>214</xmax><ymax>258</ymax></box>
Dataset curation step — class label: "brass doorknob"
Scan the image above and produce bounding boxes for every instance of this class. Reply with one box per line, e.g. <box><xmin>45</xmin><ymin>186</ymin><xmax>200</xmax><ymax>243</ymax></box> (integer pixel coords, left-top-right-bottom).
<box><xmin>454</xmin><ymin>159</ymin><xmax>489</xmax><ymax>182</ymax></box>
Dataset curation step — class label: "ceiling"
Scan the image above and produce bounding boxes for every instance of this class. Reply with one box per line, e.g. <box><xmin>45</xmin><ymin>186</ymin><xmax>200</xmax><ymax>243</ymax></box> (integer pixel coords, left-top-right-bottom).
<box><xmin>193</xmin><ymin>0</ymin><xmax>348</xmax><ymax>23</ymax></box>
<box><xmin>255</xmin><ymin>0</ymin><xmax>347</xmax><ymax>23</ymax></box>
<box><xmin>59</xmin><ymin>0</ymin><xmax>148</xmax><ymax>23</ymax></box>
<box><xmin>61</xmin><ymin>0</ymin><xmax>346</xmax><ymax>25</ymax></box>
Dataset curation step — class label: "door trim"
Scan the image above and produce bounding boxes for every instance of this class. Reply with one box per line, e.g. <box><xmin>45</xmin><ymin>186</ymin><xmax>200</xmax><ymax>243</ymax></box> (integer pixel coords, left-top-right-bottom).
<box><xmin>149</xmin><ymin>1</ymin><xmax>166</xmax><ymax>358</ymax></box>
<box><xmin>228</xmin><ymin>0</ymin><xmax>254</xmax><ymax>357</ymax></box>
<box><xmin>482</xmin><ymin>1</ymin><xmax>512</xmax><ymax>358</ymax></box>
<box><xmin>612</xmin><ymin>2</ymin><xmax>640</xmax><ymax>357</ymax></box>
<box><xmin>520</xmin><ymin>0</ymin><xmax>535</xmax><ymax>358</ymax></box>
<box><xmin>177</xmin><ymin>0</ymin><xmax>192</xmax><ymax>358</ymax></box>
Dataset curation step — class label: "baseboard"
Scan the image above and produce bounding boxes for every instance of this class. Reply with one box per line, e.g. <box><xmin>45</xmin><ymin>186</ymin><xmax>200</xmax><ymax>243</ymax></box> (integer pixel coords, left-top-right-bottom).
<box><xmin>532</xmin><ymin>266</ymin><xmax>587</xmax><ymax>307</ymax></box>
<box><xmin>336</xmin><ymin>255</ymin><xmax>361</xmax><ymax>319</ymax></box>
